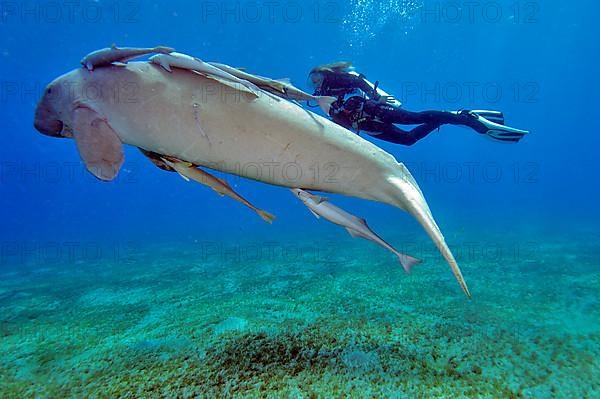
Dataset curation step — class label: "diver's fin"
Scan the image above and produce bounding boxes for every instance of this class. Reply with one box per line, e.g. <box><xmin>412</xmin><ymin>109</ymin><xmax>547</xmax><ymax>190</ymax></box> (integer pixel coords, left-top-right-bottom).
<box><xmin>72</xmin><ymin>106</ymin><xmax>124</xmax><ymax>181</ymax></box>
<box><xmin>470</xmin><ymin>110</ymin><xmax>504</xmax><ymax>125</ymax></box>
<box><xmin>485</xmin><ymin>129</ymin><xmax>529</xmax><ymax>143</ymax></box>
<box><xmin>471</xmin><ymin>112</ymin><xmax>529</xmax><ymax>143</ymax></box>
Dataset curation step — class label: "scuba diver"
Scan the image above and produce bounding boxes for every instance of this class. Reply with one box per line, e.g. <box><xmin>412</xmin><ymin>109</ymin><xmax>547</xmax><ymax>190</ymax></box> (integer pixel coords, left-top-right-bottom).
<box><xmin>308</xmin><ymin>62</ymin><xmax>529</xmax><ymax>145</ymax></box>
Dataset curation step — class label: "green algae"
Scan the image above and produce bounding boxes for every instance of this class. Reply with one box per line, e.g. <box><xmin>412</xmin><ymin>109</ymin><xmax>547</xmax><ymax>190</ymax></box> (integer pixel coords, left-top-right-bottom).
<box><xmin>0</xmin><ymin>235</ymin><xmax>598</xmax><ymax>398</ymax></box>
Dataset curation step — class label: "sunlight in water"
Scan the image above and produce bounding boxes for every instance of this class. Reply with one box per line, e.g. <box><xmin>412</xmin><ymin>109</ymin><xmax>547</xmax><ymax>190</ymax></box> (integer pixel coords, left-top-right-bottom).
<box><xmin>343</xmin><ymin>0</ymin><xmax>424</xmax><ymax>49</ymax></box>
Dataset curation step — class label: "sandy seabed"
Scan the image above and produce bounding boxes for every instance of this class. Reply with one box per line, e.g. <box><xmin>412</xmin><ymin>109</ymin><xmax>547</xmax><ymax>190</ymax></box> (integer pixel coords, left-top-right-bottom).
<box><xmin>1</xmin><ymin>229</ymin><xmax>598</xmax><ymax>398</ymax></box>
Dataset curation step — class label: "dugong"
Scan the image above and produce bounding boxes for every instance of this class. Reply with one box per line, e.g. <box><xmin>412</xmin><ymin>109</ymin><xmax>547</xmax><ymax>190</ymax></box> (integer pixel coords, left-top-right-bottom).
<box><xmin>33</xmin><ymin>62</ymin><xmax>471</xmax><ymax>297</ymax></box>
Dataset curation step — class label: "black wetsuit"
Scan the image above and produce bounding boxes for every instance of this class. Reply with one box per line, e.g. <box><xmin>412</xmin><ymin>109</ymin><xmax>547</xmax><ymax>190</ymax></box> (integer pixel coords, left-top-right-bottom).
<box><xmin>317</xmin><ymin>71</ymin><xmax>485</xmax><ymax>146</ymax></box>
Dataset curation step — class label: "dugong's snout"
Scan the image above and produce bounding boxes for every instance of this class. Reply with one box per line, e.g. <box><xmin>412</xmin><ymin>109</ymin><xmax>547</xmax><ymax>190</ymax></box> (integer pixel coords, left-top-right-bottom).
<box><xmin>34</xmin><ymin>83</ymin><xmax>66</xmax><ymax>138</ymax></box>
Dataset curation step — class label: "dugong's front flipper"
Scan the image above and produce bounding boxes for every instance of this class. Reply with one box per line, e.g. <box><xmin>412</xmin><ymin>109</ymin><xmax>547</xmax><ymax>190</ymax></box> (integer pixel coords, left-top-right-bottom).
<box><xmin>161</xmin><ymin>157</ymin><xmax>275</xmax><ymax>224</ymax></box>
<box><xmin>71</xmin><ymin>106</ymin><xmax>124</xmax><ymax>181</ymax></box>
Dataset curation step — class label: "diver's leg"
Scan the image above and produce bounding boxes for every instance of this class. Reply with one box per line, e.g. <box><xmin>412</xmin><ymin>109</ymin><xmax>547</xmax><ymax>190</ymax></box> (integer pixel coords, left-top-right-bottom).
<box><xmin>371</xmin><ymin>104</ymin><xmax>529</xmax><ymax>141</ymax></box>
<box><xmin>361</xmin><ymin>121</ymin><xmax>439</xmax><ymax>146</ymax></box>
<box><xmin>371</xmin><ymin>104</ymin><xmax>485</xmax><ymax>131</ymax></box>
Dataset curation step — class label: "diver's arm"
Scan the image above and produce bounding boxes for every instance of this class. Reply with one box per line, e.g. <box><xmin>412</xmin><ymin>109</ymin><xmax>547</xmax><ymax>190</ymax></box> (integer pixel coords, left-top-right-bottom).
<box><xmin>348</xmin><ymin>71</ymin><xmax>401</xmax><ymax>106</ymax></box>
<box><xmin>344</xmin><ymin>72</ymin><xmax>378</xmax><ymax>97</ymax></box>
<box><xmin>320</xmin><ymin>72</ymin><xmax>374</xmax><ymax>97</ymax></box>
<box><xmin>359</xmin><ymin>121</ymin><xmax>438</xmax><ymax>146</ymax></box>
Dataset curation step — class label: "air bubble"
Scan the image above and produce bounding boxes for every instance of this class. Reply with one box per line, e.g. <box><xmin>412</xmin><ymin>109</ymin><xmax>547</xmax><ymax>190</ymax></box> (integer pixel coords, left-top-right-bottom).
<box><xmin>342</xmin><ymin>0</ymin><xmax>424</xmax><ymax>50</ymax></box>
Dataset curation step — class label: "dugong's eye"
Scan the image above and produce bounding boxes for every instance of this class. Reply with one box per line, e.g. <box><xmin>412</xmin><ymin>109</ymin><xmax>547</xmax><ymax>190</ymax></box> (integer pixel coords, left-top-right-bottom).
<box><xmin>47</xmin><ymin>88</ymin><xmax>53</xmax><ymax>94</ymax></box>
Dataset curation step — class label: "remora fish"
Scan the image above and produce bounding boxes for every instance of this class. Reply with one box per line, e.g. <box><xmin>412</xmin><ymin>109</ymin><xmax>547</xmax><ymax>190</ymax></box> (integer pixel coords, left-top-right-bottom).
<box><xmin>291</xmin><ymin>189</ymin><xmax>421</xmax><ymax>273</ymax></box>
<box><xmin>208</xmin><ymin>62</ymin><xmax>336</xmax><ymax>113</ymax></box>
<box><xmin>162</xmin><ymin>157</ymin><xmax>275</xmax><ymax>224</ymax></box>
<box><xmin>81</xmin><ymin>44</ymin><xmax>174</xmax><ymax>71</ymax></box>
<box><xmin>150</xmin><ymin>52</ymin><xmax>262</xmax><ymax>97</ymax></box>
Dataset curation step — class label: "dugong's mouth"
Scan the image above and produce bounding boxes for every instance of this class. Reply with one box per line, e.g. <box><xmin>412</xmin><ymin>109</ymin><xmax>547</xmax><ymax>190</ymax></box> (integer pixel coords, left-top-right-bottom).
<box><xmin>34</xmin><ymin>114</ymin><xmax>64</xmax><ymax>137</ymax></box>
<box><xmin>33</xmin><ymin>90</ymin><xmax>64</xmax><ymax>138</ymax></box>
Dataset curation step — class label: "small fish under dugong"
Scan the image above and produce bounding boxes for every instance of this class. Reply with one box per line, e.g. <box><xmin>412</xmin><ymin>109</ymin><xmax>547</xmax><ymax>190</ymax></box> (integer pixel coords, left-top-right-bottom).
<box><xmin>291</xmin><ymin>189</ymin><xmax>421</xmax><ymax>273</ymax></box>
<box><xmin>81</xmin><ymin>44</ymin><xmax>174</xmax><ymax>71</ymax></box>
<box><xmin>161</xmin><ymin>157</ymin><xmax>275</xmax><ymax>224</ymax></box>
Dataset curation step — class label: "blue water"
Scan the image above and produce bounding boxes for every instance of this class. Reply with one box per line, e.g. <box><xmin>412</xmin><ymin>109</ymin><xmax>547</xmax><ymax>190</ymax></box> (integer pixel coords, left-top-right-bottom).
<box><xmin>1</xmin><ymin>1</ymin><xmax>599</xmax><ymax>397</ymax></box>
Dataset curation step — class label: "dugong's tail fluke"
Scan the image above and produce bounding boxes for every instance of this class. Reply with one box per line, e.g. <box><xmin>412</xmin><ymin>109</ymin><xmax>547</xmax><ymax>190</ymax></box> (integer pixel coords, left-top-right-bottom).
<box><xmin>385</xmin><ymin>176</ymin><xmax>471</xmax><ymax>298</ymax></box>
<box><xmin>411</xmin><ymin>201</ymin><xmax>471</xmax><ymax>298</ymax></box>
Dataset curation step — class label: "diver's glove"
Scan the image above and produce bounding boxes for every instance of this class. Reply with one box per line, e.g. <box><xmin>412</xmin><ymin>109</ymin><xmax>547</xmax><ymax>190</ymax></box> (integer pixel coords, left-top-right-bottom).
<box><xmin>377</xmin><ymin>95</ymin><xmax>397</xmax><ymax>105</ymax></box>
<box><xmin>371</xmin><ymin>81</ymin><xmax>397</xmax><ymax>105</ymax></box>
